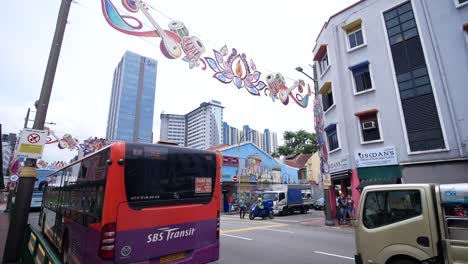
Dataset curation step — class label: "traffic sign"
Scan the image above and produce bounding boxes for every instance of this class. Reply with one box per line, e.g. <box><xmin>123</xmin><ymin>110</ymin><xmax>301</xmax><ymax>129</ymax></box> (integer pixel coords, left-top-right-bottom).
<box><xmin>9</xmin><ymin>175</ymin><xmax>19</xmax><ymax>182</ymax></box>
<box><xmin>17</xmin><ymin>129</ymin><xmax>47</xmax><ymax>159</ymax></box>
<box><xmin>232</xmin><ymin>175</ymin><xmax>239</xmax><ymax>182</ymax></box>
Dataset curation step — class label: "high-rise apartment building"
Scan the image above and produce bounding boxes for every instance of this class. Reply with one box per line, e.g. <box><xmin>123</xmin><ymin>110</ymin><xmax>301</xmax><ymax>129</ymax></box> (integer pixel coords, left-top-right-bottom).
<box><xmin>106</xmin><ymin>51</ymin><xmax>158</xmax><ymax>143</ymax></box>
<box><xmin>186</xmin><ymin>100</ymin><xmax>224</xmax><ymax>149</ymax></box>
<box><xmin>222</xmin><ymin>123</ymin><xmax>278</xmax><ymax>154</ymax></box>
<box><xmin>160</xmin><ymin>100</ymin><xmax>224</xmax><ymax>149</ymax></box>
<box><xmin>160</xmin><ymin>113</ymin><xmax>186</xmax><ymax>146</ymax></box>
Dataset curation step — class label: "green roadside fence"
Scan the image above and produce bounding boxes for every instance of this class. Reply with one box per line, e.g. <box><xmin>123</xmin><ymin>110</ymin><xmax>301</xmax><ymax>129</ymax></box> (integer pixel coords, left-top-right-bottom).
<box><xmin>22</xmin><ymin>225</ymin><xmax>61</xmax><ymax>264</ymax></box>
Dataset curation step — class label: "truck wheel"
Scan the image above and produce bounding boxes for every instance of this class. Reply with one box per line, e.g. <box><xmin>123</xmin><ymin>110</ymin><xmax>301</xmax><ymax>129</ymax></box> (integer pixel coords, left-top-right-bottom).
<box><xmin>249</xmin><ymin>212</ymin><xmax>255</xmax><ymax>220</ymax></box>
<box><xmin>389</xmin><ymin>257</ymin><xmax>420</xmax><ymax>264</ymax></box>
<box><xmin>300</xmin><ymin>207</ymin><xmax>306</xmax><ymax>214</ymax></box>
<box><xmin>281</xmin><ymin>208</ymin><xmax>288</xmax><ymax>216</ymax></box>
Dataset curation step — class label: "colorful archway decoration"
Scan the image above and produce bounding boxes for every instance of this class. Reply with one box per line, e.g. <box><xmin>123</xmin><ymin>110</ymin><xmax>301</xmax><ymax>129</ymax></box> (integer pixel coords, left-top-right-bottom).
<box><xmin>101</xmin><ymin>0</ymin><xmax>312</xmax><ymax>108</ymax></box>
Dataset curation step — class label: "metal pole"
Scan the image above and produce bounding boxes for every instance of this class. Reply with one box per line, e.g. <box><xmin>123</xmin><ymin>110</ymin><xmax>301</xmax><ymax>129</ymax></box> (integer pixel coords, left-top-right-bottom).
<box><xmin>297</xmin><ymin>65</ymin><xmax>334</xmax><ymax>226</ymax></box>
<box><xmin>0</xmin><ymin>124</ymin><xmax>4</xmax><ymax>190</ymax></box>
<box><xmin>23</xmin><ymin>108</ymin><xmax>30</xmax><ymax>129</ymax></box>
<box><xmin>3</xmin><ymin>0</ymin><xmax>72</xmax><ymax>262</ymax></box>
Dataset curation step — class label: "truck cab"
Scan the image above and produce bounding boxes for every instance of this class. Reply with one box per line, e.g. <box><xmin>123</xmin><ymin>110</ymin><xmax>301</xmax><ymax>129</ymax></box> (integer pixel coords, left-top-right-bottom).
<box><xmin>355</xmin><ymin>183</ymin><xmax>468</xmax><ymax>264</ymax></box>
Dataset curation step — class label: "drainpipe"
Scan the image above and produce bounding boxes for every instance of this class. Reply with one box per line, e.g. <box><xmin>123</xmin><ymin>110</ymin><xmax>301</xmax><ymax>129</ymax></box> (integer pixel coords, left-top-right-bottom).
<box><xmin>420</xmin><ymin>0</ymin><xmax>465</xmax><ymax>158</ymax></box>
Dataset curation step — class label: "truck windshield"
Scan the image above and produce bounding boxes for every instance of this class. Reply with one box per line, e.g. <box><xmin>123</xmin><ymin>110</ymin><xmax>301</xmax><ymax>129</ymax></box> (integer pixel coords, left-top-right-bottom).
<box><xmin>262</xmin><ymin>193</ymin><xmax>278</xmax><ymax>201</ymax></box>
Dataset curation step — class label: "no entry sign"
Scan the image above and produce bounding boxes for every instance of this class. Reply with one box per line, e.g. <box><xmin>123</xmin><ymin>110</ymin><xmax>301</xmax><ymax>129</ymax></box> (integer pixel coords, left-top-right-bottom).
<box><xmin>17</xmin><ymin>129</ymin><xmax>47</xmax><ymax>159</ymax></box>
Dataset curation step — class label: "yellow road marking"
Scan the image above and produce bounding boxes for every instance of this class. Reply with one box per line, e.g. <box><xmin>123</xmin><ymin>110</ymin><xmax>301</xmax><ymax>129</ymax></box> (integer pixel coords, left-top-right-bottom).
<box><xmin>221</xmin><ymin>224</ymin><xmax>288</xmax><ymax>234</ymax></box>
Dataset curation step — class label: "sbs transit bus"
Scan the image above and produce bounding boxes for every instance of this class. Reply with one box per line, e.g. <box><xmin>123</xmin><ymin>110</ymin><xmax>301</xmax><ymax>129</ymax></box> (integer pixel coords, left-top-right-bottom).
<box><xmin>39</xmin><ymin>142</ymin><xmax>221</xmax><ymax>264</ymax></box>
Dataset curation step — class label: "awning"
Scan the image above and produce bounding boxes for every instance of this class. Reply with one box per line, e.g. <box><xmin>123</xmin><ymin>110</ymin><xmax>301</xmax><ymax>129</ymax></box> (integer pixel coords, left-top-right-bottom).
<box><xmin>318</xmin><ymin>82</ymin><xmax>332</xmax><ymax>95</ymax></box>
<box><xmin>342</xmin><ymin>19</ymin><xmax>362</xmax><ymax>33</ymax></box>
<box><xmin>356</xmin><ymin>165</ymin><xmax>401</xmax><ymax>190</ymax></box>
<box><xmin>357</xmin><ymin>178</ymin><xmax>398</xmax><ymax>190</ymax></box>
<box><xmin>331</xmin><ymin>170</ymin><xmax>351</xmax><ymax>181</ymax></box>
<box><xmin>313</xmin><ymin>45</ymin><xmax>328</xmax><ymax>61</ymax></box>
<box><xmin>357</xmin><ymin>165</ymin><xmax>401</xmax><ymax>180</ymax></box>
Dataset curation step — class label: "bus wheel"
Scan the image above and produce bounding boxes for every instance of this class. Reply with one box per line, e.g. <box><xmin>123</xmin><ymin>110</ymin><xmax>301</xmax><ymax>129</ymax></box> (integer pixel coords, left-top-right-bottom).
<box><xmin>62</xmin><ymin>234</ymin><xmax>70</xmax><ymax>264</ymax></box>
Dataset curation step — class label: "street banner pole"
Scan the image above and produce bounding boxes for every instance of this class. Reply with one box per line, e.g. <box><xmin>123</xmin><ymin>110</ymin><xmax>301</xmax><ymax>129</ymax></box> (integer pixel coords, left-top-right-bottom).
<box><xmin>3</xmin><ymin>0</ymin><xmax>72</xmax><ymax>262</ymax></box>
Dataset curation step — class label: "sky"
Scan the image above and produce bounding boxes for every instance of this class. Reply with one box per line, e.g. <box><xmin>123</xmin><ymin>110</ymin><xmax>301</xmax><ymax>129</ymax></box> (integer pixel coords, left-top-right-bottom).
<box><xmin>0</xmin><ymin>0</ymin><xmax>356</xmax><ymax>162</ymax></box>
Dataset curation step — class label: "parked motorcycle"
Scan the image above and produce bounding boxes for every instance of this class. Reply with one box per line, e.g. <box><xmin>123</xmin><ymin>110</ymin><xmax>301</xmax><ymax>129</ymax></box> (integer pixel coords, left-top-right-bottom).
<box><xmin>249</xmin><ymin>199</ymin><xmax>274</xmax><ymax>220</ymax></box>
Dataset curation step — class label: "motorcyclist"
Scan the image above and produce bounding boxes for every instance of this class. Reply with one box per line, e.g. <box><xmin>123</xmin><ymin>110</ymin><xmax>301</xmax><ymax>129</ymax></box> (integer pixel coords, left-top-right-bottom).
<box><xmin>257</xmin><ymin>198</ymin><xmax>265</xmax><ymax>211</ymax></box>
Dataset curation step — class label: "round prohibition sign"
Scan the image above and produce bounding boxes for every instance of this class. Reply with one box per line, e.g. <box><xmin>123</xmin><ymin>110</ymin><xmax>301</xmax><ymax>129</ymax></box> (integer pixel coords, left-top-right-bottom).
<box><xmin>27</xmin><ymin>133</ymin><xmax>41</xmax><ymax>144</ymax></box>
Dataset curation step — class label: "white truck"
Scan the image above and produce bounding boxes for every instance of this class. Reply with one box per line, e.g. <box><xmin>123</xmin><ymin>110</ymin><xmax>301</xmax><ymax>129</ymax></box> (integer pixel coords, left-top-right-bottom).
<box><xmin>354</xmin><ymin>183</ymin><xmax>468</xmax><ymax>264</ymax></box>
<box><xmin>261</xmin><ymin>184</ymin><xmax>314</xmax><ymax>216</ymax></box>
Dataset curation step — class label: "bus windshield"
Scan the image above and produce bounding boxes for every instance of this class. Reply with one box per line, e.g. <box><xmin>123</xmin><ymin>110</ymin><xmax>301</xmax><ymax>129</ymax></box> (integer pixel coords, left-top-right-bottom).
<box><xmin>124</xmin><ymin>144</ymin><xmax>217</xmax><ymax>208</ymax></box>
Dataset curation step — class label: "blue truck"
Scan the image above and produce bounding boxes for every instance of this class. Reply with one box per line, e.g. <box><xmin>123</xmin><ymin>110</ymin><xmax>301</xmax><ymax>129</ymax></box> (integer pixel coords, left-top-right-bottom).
<box><xmin>261</xmin><ymin>184</ymin><xmax>314</xmax><ymax>216</ymax></box>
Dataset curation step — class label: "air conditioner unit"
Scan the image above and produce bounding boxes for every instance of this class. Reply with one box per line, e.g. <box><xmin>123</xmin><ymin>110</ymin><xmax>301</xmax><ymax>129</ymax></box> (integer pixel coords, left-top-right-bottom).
<box><xmin>362</xmin><ymin>121</ymin><xmax>376</xmax><ymax>130</ymax></box>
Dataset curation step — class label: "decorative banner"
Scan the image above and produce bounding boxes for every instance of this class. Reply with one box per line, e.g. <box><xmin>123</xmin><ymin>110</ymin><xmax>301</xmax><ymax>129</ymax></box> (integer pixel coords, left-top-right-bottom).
<box><xmin>101</xmin><ymin>0</ymin><xmax>312</xmax><ymax>108</ymax></box>
<box><xmin>45</xmin><ymin>127</ymin><xmax>80</xmax><ymax>151</ymax></box>
<box><xmin>79</xmin><ymin>137</ymin><xmax>113</xmax><ymax>156</ymax></box>
<box><xmin>36</xmin><ymin>160</ymin><xmax>67</xmax><ymax>170</ymax></box>
<box><xmin>313</xmin><ymin>93</ymin><xmax>331</xmax><ymax>187</ymax></box>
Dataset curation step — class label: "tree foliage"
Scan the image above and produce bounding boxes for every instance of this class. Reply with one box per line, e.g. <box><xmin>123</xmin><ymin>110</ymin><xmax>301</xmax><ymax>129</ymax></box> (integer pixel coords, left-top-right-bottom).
<box><xmin>278</xmin><ymin>130</ymin><xmax>318</xmax><ymax>156</ymax></box>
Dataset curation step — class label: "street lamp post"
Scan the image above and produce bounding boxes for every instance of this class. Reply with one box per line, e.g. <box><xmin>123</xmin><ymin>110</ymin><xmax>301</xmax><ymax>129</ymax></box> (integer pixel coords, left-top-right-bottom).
<box><xmin>296</xmin><ymin>66</ymin><xmax>334</xmax><ymax>226</ymax></box>
<box><xmin>3</xmin><ymin>0</ymin><xmax>73</xmax><ymax>262</ymax></box>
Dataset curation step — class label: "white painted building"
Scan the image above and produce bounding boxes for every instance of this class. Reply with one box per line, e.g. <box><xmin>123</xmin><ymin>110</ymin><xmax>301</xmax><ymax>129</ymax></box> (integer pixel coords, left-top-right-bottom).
<box><xmin>160</xmin><ymin>100</ymin><xmax>224</xmax><ymax>149</ymax></box>
<box><xmin>159</xmin><ymin>114</ymin><xmax>186</xmax><ymax>146</ymax></box>
<box><xmin>312</xmin><ymin>0</ymin><xmax>468</xmax><ymax>206</ymax></box>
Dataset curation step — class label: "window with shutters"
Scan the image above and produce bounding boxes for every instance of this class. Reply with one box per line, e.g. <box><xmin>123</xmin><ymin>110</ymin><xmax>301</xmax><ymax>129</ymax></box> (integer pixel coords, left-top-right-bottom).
<box><xmin>325</xmin><ymin>124</ymin><xmax>340</xmax><ymax>152</ymax></box>
<box><xmin>343</xmin><ymin>19</ymin><xmax>366</xmax><ymax>51</ymax></box>
<box><xmin>319</xmin><ymin>82</ymin><xmax>334</xmax><ymax>113</ymax></box>
<box><xmin>349</xmin><ymin>61</ymin><xmax>373</xmax><ymax>94</ymax></box>
<box><xmin>384</xmin><ymin>2</ymin><xmax>445</xmax><ymax>152</ymax></box>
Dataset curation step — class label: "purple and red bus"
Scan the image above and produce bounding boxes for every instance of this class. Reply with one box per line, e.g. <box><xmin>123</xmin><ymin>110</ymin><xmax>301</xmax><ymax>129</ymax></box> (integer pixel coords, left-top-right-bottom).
<box><xmin>39</xmin><ymin>142</ymin><xmax>221</xmax><ymax>263</ymax></box>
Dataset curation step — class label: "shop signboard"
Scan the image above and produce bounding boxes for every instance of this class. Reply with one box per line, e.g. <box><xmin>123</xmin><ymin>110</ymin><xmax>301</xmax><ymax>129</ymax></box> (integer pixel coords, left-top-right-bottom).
<box><xmin>329</xmin><ymin>156</ymin><xmax>349</xmax><ymax>173</ymax></box>
<box><xmin>354</xmin><ymin>146</ymin><xmax>398</xmax><ymax>168</ymax></box>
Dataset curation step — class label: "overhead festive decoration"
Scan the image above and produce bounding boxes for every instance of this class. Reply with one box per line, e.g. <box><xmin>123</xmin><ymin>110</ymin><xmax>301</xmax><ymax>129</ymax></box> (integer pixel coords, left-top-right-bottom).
<box><xmin>45</xmin><ymin>127</ymin><xmax>79</xmax><ymax>150</ymax></box>
<box><xmin>79</xmin><ymin>137</ymin><xmax>113</xmax><ymax>156</ymax></box>
<box><xmin>101</xmin><ymin>0</ymin><xmax>312</xmax><ymax>108</ymax></box>
<box><xmin>313</xmin><ymin>93</ymin><xmax>331</xmax><ymax>186</ymax></box>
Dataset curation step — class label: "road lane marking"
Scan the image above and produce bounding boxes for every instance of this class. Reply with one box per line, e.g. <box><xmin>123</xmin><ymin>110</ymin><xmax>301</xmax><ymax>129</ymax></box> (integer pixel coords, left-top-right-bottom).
<box><xmin>314</xmin><ymin>251</ymin><xmax>354</xmax><ymax>260</ymax></box>
<box><xmin>272</xmin><ymin>219</ymin><xmax>300</xmax><ymax>223</ymax></box>
<box><xmin>221</xmin><ymin>234</ymin><xmax>253</xmax><ymax>241</ymax></box>
<box><xmin>221</xmin><ymin>224</ymin><xmax>288</xmax><ymax>234</ymax></box>
<box><xmin>263</xmin><ymin>228</ymin><xmax>295</xmax><ymax>234</ymax></box>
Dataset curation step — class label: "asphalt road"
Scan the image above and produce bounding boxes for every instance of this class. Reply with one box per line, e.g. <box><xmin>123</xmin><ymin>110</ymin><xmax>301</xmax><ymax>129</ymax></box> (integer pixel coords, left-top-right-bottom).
<box><xmin>28</xmin><ymin>210</ymin><xmax>356</xmax><ymax>264</ymax></box>
<box><xmin>218</xmin><ymin>212</ymin><xmax>356</xmax><ymax>264</ymax></box>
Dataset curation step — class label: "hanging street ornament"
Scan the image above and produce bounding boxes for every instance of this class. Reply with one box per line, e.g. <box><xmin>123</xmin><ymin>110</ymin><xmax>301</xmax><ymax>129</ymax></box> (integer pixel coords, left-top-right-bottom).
<box><xmin>101</xmin><ymin>0</ymin><xmax>312</xmax><ymax>108</ymax></box>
